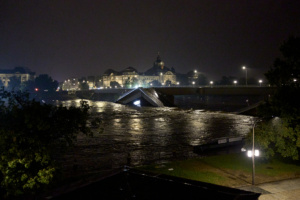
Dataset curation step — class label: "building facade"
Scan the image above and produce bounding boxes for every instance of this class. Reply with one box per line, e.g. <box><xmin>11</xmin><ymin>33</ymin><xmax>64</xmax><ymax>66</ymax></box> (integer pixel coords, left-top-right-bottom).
<box><xmin>60</xmin><ymin>54</ymin><xmax>177</xmax><ymax>91</ymax></box>
<box><xmin>0</xmin><ymin>67</ymin><xmax>35</xmax><ymax>88</ymax></box>
<box><xmin>101</xmin><ymin>55</ymin><xmax>177</xmax><ymax>88</ymax></box>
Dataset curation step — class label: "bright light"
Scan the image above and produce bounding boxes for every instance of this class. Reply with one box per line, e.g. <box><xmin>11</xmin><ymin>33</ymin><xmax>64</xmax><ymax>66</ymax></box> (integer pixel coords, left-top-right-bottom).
<box><xmin>192</xmin><ymin>81</ymin><xmax>195</xmax><ymax>85</ymax></box>
<box><xmin>233</xmin><ymin>80</ymin><xmax>237</xmax><ymax>84</ymax></box>
<box><xmin>247</xmin><ymin>150</ymin><xmax>260</xmax><ymax>157</ymax></box>
<box><xmin>210</xmin><ymin>81</ymin><xmax>213</xmax><ymax>84</ymax></box>
<box><xmin>194</xmin><ymin>70</ymin><xmax>197</xmax><ymax>73</ymax></box>
<box><xmin>259</xmin><ymin>80</ymin><xmax>262</xmax><ymax>83</ymax></box>
<box><xmin>255</xmin><ymin>150</ymin><xmax>259</xmax><ymax>156</ymax></box>
<box><xmin>133</xmin><ymin>100</ymin><xmax>141</xmax><ymax>106</ymax></box>
<box><xmin>242</xmin><ymin>66</ymin><xmax>246</xmax><ymax>70</ymax></box>
<box><xmin>160</xmin><ymin>72</ymin><xmax>163</xmax><ymax>75</ymax></box>
<box><xmin>150</xmin><ymin>83</ymin><xmax>153</xmax><ymax>86</ymax></box>
<box><xmin>35</xmin><ymin>88</ymin><xmax>39</xmax><ymax>91</ymax></box>
<box><xmin>177</xmin><ymin>82</ymin><xmax>180</xmax><ymax>85</ymax></box>
<box><xmin>294</xmin><ymin>79</ymin><xmax>297</xmax><ymax>82</ymax></box>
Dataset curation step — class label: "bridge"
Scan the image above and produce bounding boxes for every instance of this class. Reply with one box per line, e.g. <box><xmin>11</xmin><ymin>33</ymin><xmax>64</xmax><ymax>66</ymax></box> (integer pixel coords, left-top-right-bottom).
<box><xmin>64</xmin><ymin>86</ymin><xmax>275</xmax><ymax>113</ymax></box>
<box><xmin>90</xmin><ymin>86</ymin><xmax>274</xmax><ymax>96</ymax></box>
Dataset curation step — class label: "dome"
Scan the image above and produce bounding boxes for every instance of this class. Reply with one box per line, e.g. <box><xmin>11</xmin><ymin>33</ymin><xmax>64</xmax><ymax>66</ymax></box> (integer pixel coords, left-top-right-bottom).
<box><xmin>122</xmin><ymin>66</ymin><xmax>138</xmax><ymax>73</ymax></box>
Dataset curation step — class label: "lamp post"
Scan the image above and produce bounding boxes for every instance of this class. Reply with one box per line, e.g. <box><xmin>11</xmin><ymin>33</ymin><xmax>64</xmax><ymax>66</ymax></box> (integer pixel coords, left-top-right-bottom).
<box><xmin>246</xmin><ymin>119</ymin><xmax>261</xmax><ymax>185</ymax></box>
<box><xmin>242</xmin><ymin>66</ymin><xmax>247</xmax><ymax>86</ymax></box>
<box><xmin>251</xmin><ymin>124</ymin><xmax>255</xmax><ymax>185</ymax></box>
<box><xmin>259</xmin><ymin>79</ymin><xmax>263</xmax><ymax>87</ymax></box>
<box><xmin>210</xmin><ymin>81</ymin><xmax>213</xmax><ymax>88</ymax></box>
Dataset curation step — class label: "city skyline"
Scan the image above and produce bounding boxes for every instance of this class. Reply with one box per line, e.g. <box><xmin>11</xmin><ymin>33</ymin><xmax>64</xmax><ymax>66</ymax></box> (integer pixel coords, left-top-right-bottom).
<box><xmin>1</xmin><ymin>0</ymin><xmax>300</xmax><ymax>82</ymax></box>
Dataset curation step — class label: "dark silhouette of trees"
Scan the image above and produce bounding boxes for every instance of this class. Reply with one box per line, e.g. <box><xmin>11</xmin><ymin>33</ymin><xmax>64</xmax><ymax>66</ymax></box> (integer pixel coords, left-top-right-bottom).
<box><xmin>110</xmin><ymin>81</ymin><xmax>121</xmax><ymax>88</ymax></box>
<box><xmin>176</xmin><ymin>73</ymin><xmax>189</xmax><ymax>86</ymax></box>
<box><xmin>249</xmin><ymin>36</ymin><xmax>300</xmax><ymax>160</ymax></box>
<box><xmin>149</xmin><ymin>80</ymin><xmax>162</xmax><ymax>87</ymax></box>
<box><xmin>35</xmin><ymin>74</ymin><xmax>58</xmax><ymax>92</ymax></box>
<box><xmin>0</xmin><ymin>90</ymin><xmax>92</xmax><ymax>198</ymax></box>
<box><xmin>7</xmin><ymin>76</ymin><xmax>21</xmax><ymax>91</ymax></box>
<box><xmin>25</xmin><ymin>74</ymin><xmax>58</xmax><ymax>92</ymax></box>
<box><xmin>196</xmin><ymin>74</ymin><xmax>208</xmax><ymax>85</ymax></box>
<box><xmin>217</xmin><ymin>76</ymin><xmax>237</xmax><ymax>85</ymax></box>
<box><xmin>79</xmin><ymin>82</ymin><xmax>89</xmax><ymax>90</ymax></box>
<box><xmin>131</xmin><ymin>77</ymin><xmax>139</xmax><ymax>87</ymax></box>
<box><xmin>165</xmin><ymin>80</ymin><xmax>172</xmax><ymax>86</ymax></box>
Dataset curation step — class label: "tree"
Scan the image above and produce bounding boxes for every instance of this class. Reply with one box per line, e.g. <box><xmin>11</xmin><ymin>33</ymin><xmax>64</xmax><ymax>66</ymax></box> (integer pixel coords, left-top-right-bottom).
<box><xmin>262</xmin><ymin>36</ymin><xmax>300</xmax><ymax>124</ymax></box>
<box><xmin>110</xmin><ymin>81</ymin><xmax>121</xmax><ymax>88</ymax></box>
<box><xmin>0</xmin><ymin>89</ymin><xmax>91</xmax><ymax>197</ymax></box>
<box><xmin>165</xmin><ymin>80</ymin><xmax>172</xmax><ymax>86</ymax></box>
<box><xmin>265</xmin><ymin>36</ymin><xmax>300</xmax><ymax>88</ymax></box>
<box><xmin>246</xmin><ymin>118</ymin><xmax>300</xmax><ymax>160</ymax></box>
<box><xmin>79</xmin><ymin>82</ymin><xmax>89</xmax><ymax>90</ymax></box>
<box><xmin>28</xmin><ymin>74</ymin><xmax>58</xmax><ymax>92</ymax></box>
<box><xmin>124</xmin><ymin>78</ymin><xmax>131</xmax><ymax>88</ymax></box>
<box><xmin>131</xmin><ymin>77</ymin><xmax>139</xmax><ymax>88</ymax></box>
<box><xmin>251</xmin><ymin>36</ymin><xmax>300</xmax><ymax>160</ymax></box>
<box><xmin>196</xmin><ymin>74</ymin><xmax>208</xmax><ymax>85</ymax></box>
<box><xmin>149</xmin><ymin>80</ymin><xmax>161</xmax><ymax>87</ymax></box>
<box><xmin>217</xmin><ymin>76</ymin><xmax>237</xmax><ymax>85</ymax></box>
<box><xmin>7</xmin><ymin>76</ymin><xmax>21</xmax><ymax>91</ymax></box>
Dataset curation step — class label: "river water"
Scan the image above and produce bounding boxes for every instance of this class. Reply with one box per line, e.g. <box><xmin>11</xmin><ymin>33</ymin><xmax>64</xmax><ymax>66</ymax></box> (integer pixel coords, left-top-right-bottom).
<box><xmin>57</xmin><ymin>99</ymin><xmax>253</xmax><ymax>177</ymax></box>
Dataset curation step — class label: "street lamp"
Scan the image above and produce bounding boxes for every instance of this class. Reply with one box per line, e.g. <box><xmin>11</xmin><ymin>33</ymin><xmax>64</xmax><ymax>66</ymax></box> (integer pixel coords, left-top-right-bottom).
<box><xmin>233</xmin><ymin>80</ymin><xmax>237</xmax><ymax>86</ymax></box>
<box><xmin>247</xmin><ymin>119</ymin><xmax>261</xmax><ymax>185</ymax></box>
<box><xmin>242</xmin><ymin>66</ymin><xmax>247</xmax><ymax>86</ymax></box>
<box><xmin>210</xmin><ymin>81</ymin><xmax>213</xmax><ymax>88</ymax></box>
<box><xmin>259</xmin><ymin>79</ymin><xmax>263</xmax><ymax>87</ymax></box>
<box><xmin>192</xmin><ymin>81</ymin><xmax>195</xmax><ymax>86</ymax></box>
<box><xmin>194</xmin><ymin>70</ymin><xmax>197</xmax><ymax>73</ymax></box>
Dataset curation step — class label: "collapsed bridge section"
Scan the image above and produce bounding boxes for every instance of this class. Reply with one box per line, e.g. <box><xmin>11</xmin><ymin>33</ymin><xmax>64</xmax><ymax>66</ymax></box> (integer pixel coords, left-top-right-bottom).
<box><xmin>115</xmin><ymin>87</ymin><xmax>174</xmax><ymax>107</ymax></box>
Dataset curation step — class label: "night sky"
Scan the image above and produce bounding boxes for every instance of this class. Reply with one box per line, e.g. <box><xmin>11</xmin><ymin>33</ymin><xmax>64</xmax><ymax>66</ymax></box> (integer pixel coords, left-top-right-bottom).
<box><xmin>1</xmin><ymin>0</ymin><xmax>300</xmax><ymax>82</ymax></box>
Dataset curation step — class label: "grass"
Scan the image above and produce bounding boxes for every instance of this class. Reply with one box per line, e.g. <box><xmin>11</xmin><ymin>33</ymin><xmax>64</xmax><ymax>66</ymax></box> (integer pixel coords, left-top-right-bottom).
<box><xmin>137</xmin><ymin>153</ymin><xmax>300</xmax><ymax>187</ymax></box>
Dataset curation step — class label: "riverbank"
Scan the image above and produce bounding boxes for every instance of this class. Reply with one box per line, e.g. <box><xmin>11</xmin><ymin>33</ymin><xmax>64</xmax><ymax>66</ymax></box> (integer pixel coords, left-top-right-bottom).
<box><xmin>43</xmin><ymin>152</ymin><xmax>300</xmax><ymax>199</ymax></box>
<box><xmin>137</xmin><ymin>153</ymin><xmax>300</xmax><ymax>188</ymax></box>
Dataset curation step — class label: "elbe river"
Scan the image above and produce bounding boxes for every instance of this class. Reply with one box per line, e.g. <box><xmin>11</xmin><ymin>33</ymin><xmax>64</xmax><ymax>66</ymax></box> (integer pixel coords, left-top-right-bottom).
<box><xmin>57</xmin><ymin>99</ymin><xmax>253</xmax><ymax>177</ymax></box>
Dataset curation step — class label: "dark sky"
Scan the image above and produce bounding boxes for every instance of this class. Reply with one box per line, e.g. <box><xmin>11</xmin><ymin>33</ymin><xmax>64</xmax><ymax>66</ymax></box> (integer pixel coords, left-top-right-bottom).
<box><xmin>1</xmin><ymin>0</ymin><xmax>300</xmax><ymax>82</ymax></box>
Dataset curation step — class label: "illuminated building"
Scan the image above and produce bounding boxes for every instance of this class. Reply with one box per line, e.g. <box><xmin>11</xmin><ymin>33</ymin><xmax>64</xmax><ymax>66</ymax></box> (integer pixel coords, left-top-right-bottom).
<box><xmin>0</xmin><ymin>67</ymin><xmax>35</xmax><ymax>88</ymax></box>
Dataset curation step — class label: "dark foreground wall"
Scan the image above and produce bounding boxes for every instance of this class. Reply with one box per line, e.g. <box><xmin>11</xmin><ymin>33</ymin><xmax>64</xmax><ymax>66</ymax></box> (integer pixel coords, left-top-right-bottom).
<box><xmin>50</xmin><ymin>168</ymin><xmax>260</xmax><ymax>200</ymax></box>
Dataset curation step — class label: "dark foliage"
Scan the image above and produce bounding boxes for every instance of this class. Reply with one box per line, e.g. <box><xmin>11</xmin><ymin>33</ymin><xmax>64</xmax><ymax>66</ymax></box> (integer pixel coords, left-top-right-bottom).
<box><xmin>0</xmin><ymin>89</ymin><xmax>90</xmax><ymax>197</ymax></box>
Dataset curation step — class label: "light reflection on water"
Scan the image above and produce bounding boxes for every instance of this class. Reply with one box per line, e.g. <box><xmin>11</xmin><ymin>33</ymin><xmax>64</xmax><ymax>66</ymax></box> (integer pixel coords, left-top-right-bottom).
<box><xmin>57</xmin><ymin>100</ymin><xmax>253</xmax><ymax>176</ymax></box>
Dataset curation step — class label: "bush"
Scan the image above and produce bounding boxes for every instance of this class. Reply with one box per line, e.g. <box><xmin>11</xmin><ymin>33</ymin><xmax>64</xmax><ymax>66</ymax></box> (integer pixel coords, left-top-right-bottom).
<box><xmin>0</xmin><ymin>89</ymin><xmax>90</xmax><ymax>197</ymax></box>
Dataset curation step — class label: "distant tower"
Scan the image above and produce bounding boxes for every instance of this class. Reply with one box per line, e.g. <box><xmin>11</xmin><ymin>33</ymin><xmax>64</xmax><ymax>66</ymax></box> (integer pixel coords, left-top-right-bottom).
<box><xmin>155</xmin><ymin>52</ymin><xmax>164</xmax><ymax>70</ymax></box>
